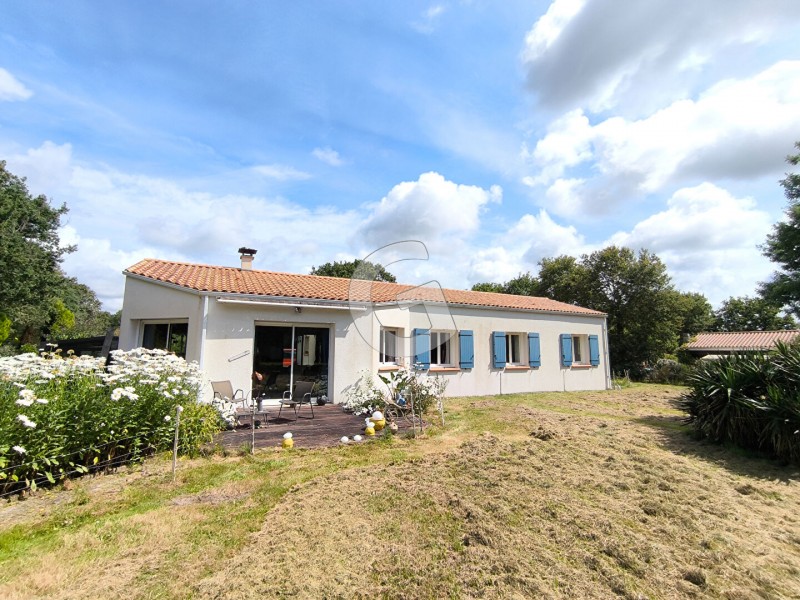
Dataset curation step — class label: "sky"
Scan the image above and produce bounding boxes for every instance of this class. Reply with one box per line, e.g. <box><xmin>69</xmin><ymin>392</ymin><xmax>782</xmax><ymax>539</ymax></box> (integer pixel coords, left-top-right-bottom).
<box><xmin>2</xmin><ymin>0</ymin><xmax>800</xmax><ymax>312</ymax></box>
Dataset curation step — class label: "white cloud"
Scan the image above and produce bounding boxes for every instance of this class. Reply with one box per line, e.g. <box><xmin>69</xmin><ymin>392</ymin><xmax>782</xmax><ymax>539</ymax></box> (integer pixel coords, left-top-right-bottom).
<box><xmin>525</xmin><ymin>61</ymin><xmax>800</xmax><ymax>215</ymax></box>
<box><xmin>606</xmin><ymin>183</ymin><xmax>773</xmax><ymax>305</ymax></box>
<box><xmin>312</xmin><ymin>147</ymin><xmax>345</xmax><ymax>167</ymax></box>
<box><xmin>522</xmin><ymin>0</ymin><xmax>800</xmax><ymax>114</ymax></box>
<box><xmin>6</xmin><ymin>142</ymin><xmax>362</xmax><ymax>309</ymax></box>
<box><xmin>251</xmin><ymin>164</ymin><xmax>311</xmax><ymax>181</ymax></box>
<box><xmin>522</xmin><ymin>0</ymin><xmax>586</xmax><ymax>62</ymax></box>
<box><xmin>0</xmin><ymin>68</ymin><xmax>32</xmax><ymax>101</ymax></box>
<box><xmin>411</xmin><ymin>4</ymin><xmax>447</xmax><ymax>34</ymax></box>
<box><xmin>467</xmin><ymin>209</ymin><xmax>589</xmax><ymax>285</ymax></box>
<box><xmin>357</xmin><ymin>172</ymin><xmax>500</xmax><ymax>246</ymax></box>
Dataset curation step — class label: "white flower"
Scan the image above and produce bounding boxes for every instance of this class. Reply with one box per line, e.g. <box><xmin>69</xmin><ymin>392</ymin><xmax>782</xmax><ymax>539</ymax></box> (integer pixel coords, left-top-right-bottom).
<box><xmin>17</xmin><ymin>414</ymin><xmax>36</xmax><ymax>429</ymax></box>
<box><xmin>164</xmin><ymin>415</ymin><xmax>171</xmax><ymax>422</ymax></box>
<box><xmin>16</xmin><ymin>398</ymin><xmax>33</xmax><ymax>407</ymax></box>
<box><xmin>36</xmin><ymin>398</ymin><xmax>49</xmax><ymax>404</ymax></box>
<box><xmin>12</xmin><ymin>445</ymin><xmax>26</xmax><ymax>455</ymax></box>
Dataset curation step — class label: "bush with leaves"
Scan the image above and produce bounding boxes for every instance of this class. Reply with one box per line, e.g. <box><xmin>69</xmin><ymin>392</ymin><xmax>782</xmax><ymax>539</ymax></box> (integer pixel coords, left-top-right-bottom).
<box><xmin>645</xmin><ymin>358</ymin><xmax>692</xmax><ymax>385</ymax></box>
<box><xmin>678</xmin><ymin>343</ymin><xmax>800</xmax><ymax>463</ymax></box>
<box><xmin>0</xmin><ymin>348</ymin><xmax>223</xmax><ymax>495</ymax></box>
<box><xmin>378</xmin><ymin>367</ymin><xmax>448</xmax><ymax>416</ymax></box>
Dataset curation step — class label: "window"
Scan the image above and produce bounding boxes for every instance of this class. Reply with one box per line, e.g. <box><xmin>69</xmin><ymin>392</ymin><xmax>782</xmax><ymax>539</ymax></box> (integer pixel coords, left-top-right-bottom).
<box><xmin>430</xmin><ymin>331</ymin><xmax>453</xmax><ymax>366</ymax></box>
<box><xmin>506</xmin><ymin>333</ymin><xmax>524</xmax><ymax>365</ymax></box>
<box><xmin>560</xmin><ymin>333</ymin><xmax>600</xmax><ymax>367</ymax></box>
<box><xmin>142</xmin><ymin>322</ymin><xmax>188</xmax><ymax>357</ymax></box>
<box><xmin>572</xmin><ymin>335</ymin><xmax>585</xmax><ymax>364</ymax></box>
<box><xmin>380</xmin><ymin>328</ymin><xmax>399</xmax><ymax>364</ymax></box>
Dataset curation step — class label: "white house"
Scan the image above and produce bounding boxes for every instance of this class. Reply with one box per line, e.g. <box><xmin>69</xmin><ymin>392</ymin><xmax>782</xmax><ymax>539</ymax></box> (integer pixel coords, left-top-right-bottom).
<box><xmin>119</xmin><ymin>253</ymin><xmax>611</xmax><ymax>403</ymax></box>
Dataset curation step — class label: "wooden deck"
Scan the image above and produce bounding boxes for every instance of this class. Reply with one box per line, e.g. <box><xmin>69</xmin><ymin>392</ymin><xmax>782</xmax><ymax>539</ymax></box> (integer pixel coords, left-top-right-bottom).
<box><xmin>217</xmin><ymin>403</ymin><xmax>420</xmax><ymax>450</ymax></box>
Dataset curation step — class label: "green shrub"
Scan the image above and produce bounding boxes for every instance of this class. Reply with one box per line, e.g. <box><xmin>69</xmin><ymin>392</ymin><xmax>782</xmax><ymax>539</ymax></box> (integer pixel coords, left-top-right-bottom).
<box><xmin>0</xmin><ymin>348</ymin><xmax>223</xmax><ymax>495</ymax></box>
<box><xmin>645</xmin><ymin>359</ymin><xmax>692</xmax><ymax>385</ymax></box>
<box><xmin>677</xmin><ymin>344</ymin><xmax>800</xmax><ymax>464</ymax></box>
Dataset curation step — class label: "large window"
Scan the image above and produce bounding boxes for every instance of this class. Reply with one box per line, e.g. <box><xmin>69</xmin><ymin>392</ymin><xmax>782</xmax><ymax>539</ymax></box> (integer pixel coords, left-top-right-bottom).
<box><xmin>380</xmin><ymin>328</ymin><xmax>399</xmax><ymax>364</ymax></box>
<box><xmin>430</xmin><ymin>331</ymin><xmax>453</xmax><ymax>366</ymax></box>
<box><xmin>142</xmin><ymin>322</ymin><xmax>188</xmax><ymax>358</ymax></box>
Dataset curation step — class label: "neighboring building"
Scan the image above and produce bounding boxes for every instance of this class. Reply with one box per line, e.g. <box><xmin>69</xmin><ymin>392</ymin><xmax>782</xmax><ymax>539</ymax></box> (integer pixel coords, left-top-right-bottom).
<box><xmin>683</xmin><ymin>330</ymin><xmax>800</xmax><ymax>359</ymax></box>
<box><xmin>119</xmin><ymin>253</ymin><xmax>611</xmax><ymax>403</ymax></box>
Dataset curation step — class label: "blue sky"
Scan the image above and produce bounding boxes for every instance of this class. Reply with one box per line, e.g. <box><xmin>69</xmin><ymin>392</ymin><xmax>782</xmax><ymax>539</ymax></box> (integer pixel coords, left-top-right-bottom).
<box><xmin>2</xmin><ymin>0</ymin><xmax>800</xmax><ymax>311</ymax></box>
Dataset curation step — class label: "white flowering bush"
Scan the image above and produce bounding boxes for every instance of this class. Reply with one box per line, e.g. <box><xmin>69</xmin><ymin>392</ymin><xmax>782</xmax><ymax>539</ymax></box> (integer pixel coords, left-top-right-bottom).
<box><xmin>0</xmin><ymin>348</ymin><xmax>222</xmax><ymax>496</ymax></box>
<box><xmin>341</xmin><ymin>370</ymin><xmax>385</xmax><ymax>416</ymax></box>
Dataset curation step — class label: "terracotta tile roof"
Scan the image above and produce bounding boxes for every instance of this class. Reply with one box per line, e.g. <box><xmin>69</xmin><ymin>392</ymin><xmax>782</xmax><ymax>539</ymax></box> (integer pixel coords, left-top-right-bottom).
<box><xmin>684</xmin><ymin>330</ymin><xmax>800</xmax><ymax>351</ymax></box>
<box><xmin>124</xmin><ymin>258</ymin><xmax>604</xmax><ymax>316</ymax></box>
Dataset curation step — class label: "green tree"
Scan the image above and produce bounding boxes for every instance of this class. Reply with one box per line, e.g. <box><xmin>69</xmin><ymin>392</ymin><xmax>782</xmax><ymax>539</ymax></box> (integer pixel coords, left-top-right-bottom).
<box><xmin>535</xmin><ymin>256</ymin><xmax>588</xmax><ymax>305</ymax></box>
<box><xmin>310</xmin><ymin>259</ymin><xmax>397</xmax><ymax>282</ymax></box>
<box><xmin>673</xmin><ymin>291</ymin><xmax>715</xmax><ymax>339</ymax></box>
<box><xmin>711</xmin><ymin>296</ymin><xmax>796</xmax><ymax>331</ymax></box>
<box><xmin>761</xmin><ymin>142</ymin><xmax>800</xmax><ymax>317</ymax></box>
<box><xmin>580</xmin><ymin>247</ymin><xmax>681</xmax><ymax>374</ymax></box>
<box><xmin>50</xmin><ymin>278</ymin><xmax>118</xmax><ymax>340</ymax></box>
<box><xmin>471</xmin><ymin>282</ymin><xmax>505</xmax><ymax>293</ymax></box>
<box><xmin>471</xmin><ymin>273</ymin><xmax>540</xmax><ymax>296</ymax></box>
<box><xmin>0</xmin><ymin>161</ymin><xmax>74</xmax><ymax>345</ymax></box>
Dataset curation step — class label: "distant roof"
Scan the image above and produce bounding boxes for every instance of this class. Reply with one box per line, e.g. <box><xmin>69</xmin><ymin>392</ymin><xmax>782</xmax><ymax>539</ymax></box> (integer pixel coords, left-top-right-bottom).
<box><xmin>684</xmin><ymin>330</ymin><xmax>800</xmax><ymax>352</ymax></box>
<box><xmin>124</xmin><ymin>258</ymin><xmax>605</xmax><ymax>317</ymax></box>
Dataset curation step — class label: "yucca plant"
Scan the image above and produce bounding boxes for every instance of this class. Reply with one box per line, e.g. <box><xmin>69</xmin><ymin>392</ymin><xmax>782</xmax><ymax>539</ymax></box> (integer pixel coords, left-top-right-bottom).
<box><xmin>678</xmin><ymin>346</ymin><xmax>800</xmax><ymax>464</ymax></box>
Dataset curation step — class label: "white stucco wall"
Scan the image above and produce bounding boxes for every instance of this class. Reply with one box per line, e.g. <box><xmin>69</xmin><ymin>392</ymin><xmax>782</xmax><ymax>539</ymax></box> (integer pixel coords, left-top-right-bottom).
<box><xmin>119</xmin><ymin>277</ymin><xmax>205</xmax><ymax>363</ymax></box>
<box><xmin>368</xmin><ymin>303</ymin><xmax>609</xmax><ymax>396</ymax></box>
<box><xmin>119</xmin><ymin>276</ymin><xmax>610</xmax><ymax>403</ymax></box>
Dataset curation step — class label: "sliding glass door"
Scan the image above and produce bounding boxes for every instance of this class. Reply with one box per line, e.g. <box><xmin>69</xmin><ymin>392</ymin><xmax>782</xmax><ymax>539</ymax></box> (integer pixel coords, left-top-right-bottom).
<box><xmin>252</xmin><ymin>325</ymin><xmax>330</xmax><ymax>399</ymax></box>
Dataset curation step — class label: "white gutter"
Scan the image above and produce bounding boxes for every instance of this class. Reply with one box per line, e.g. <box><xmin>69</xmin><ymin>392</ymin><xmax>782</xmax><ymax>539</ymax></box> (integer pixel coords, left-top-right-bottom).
<box><xmin>215</xmin><ymin>297</ymin><xmax>367</xmax><ymax>311</ymax></box>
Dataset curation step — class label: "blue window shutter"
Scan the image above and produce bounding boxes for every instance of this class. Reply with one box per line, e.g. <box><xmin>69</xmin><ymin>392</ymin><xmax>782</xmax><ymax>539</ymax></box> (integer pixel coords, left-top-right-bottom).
<box><xmin>413</xmin><ymin>328</ymin><xmax>430</xmax><ymax>369</ymax></box>
<box><xmin>589</xmin><ymin>335</ymin><xmax>600</xmax><ymax>366</ymax></box>
<box><xmin>492</xmin><ymin>331</ymin><xmax>506</xmax><ymax>368</ymax></box>
<box><xmin>459</xmin><ymin>330</ymin><xmax>474</xmax><ymax>369</ymax></box>
<box><xmin>528</xmin><ymin>333</ymin><xmax>541</xmax><ymax>368</ymax></box>
<box><xmin>560</xmin><ymin>334</ymin><xmax>573</xmax><ymax>367</ymax></box>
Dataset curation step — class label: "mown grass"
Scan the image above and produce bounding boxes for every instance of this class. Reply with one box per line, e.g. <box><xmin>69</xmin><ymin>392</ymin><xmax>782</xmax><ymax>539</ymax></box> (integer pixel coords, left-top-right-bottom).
<box><xmin>1</xmin><ymin>384</ymin><xmax>799</xmax><ymax>599</ymax></box>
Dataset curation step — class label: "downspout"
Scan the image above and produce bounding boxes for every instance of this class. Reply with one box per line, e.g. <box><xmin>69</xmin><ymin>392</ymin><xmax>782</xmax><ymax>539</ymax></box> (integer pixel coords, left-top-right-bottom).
<box><xmin>602</xmin><ymin>315</ymin><xmax>612</xmax><ymax>389</ymax></box>
<box><xmin>199</xmin><ymin>295</ymin><xmax>209</xmax><ymax>370</ymax></box>
<box><xmin>289</xmin><ymin>325</ymin><xmax>295</xmax><ymax>392</ymax></box>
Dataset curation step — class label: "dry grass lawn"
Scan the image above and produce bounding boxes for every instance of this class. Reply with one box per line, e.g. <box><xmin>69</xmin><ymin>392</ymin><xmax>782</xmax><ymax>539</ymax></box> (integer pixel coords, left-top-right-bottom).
<box><xmin>1</xmin><ymin>385</ymin><xmax>799</xmax><ymax>599</ymax></box>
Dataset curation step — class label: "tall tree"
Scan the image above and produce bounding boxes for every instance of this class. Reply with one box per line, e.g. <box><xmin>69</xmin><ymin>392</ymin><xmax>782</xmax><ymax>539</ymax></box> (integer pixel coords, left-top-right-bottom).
<box><xmin>711</xmin><ymin>296</ymin><xmax>796</xmax><ymax>331</ymax></box>
<box><xmin>761</xmin><ymin>142</ymin><xmax>800</xmax><ymax>317</ymax></box>
<box><xmin>0</xmin><ymin>161</ymin><xmax>74</xmax><ymax>344</ymax></box>
<box><xmin>310</xmin><ymin>259</ymin><xmax>396</xmax><ymax>282</ymax></box>
<box><xmin>535</xmin><ymin>256</ymin><xmax>588</xmax><ymax>305</ymax></box>
<box><xmin>580</xmin><ymin>247</ymin><xmax>680</xmax><ymax>373</ymax></box>
<box><xmin>673</xmin><ymin>291</ymin><xmax>715</xmax><ymax>339</ymax></box>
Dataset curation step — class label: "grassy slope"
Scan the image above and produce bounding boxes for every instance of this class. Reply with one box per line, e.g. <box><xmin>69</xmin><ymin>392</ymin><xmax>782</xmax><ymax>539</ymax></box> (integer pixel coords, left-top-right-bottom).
<box><xmin>1</xmin><ymin>385</ymin><xmax>799</xmax><ymax>599</ymax></box>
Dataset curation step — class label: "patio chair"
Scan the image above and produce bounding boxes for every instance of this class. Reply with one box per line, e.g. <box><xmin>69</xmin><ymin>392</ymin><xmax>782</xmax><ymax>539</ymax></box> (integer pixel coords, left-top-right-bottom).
<box><xmin>212</xmin><ymin>380</ymin><xmax>264</xmax><ymax>427</ymax></box>
<box><xmin>278</xmin><ymin>380</ymin><xmax>315</xmax><ymax>420</ymax></box>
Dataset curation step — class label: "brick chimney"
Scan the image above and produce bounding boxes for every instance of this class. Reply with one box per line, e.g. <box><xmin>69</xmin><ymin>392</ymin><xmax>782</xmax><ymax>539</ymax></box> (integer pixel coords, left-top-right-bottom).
<box><xmin>238</xmin><ymin>247</ymin><xmax>257</xmax><ymax>270</ymax></box>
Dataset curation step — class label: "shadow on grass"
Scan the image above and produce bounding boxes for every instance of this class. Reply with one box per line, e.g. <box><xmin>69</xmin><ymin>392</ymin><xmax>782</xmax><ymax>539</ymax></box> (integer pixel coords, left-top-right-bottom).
<box><xmin>633</xmin><ymin>413</ymin><xmax>800</xmax><ymax>483</ymax></box>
